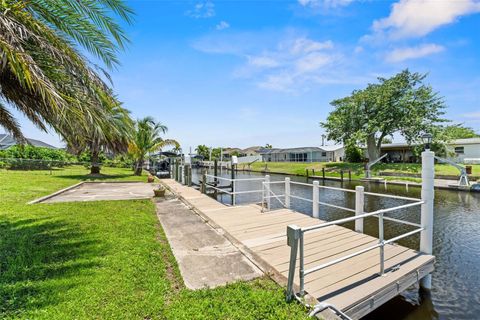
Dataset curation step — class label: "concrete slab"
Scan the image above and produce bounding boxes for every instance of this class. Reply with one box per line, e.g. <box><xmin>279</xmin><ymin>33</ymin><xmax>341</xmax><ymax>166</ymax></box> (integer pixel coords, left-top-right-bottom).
<box><xmin>41</xmin><ymin>182</ymin><xmax>157</xmax><ymax>203</ymax></box>
<box><xmin>156</xmin><ymin>198</ymin><xmax>262</xmax><ymax>289</ymax></box>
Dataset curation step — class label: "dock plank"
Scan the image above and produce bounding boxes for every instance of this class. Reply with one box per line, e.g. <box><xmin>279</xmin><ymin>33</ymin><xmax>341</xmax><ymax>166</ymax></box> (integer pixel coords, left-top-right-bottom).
<box><xmin>161</xmin><ymin>179</ymin><xmax>435</xmax><ymax>319</ymax></box>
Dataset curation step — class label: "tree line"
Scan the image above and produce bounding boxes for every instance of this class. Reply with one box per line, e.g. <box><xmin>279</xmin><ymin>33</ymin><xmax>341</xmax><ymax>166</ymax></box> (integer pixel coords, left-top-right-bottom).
<box><xmin>0</xmin><ymin>1</ymin><xmax>178</xmax><ymax>175</ymax></box>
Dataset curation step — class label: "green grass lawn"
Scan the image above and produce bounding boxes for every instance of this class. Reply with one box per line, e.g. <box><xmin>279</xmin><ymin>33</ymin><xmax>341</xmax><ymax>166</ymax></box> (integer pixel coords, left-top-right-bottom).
<box><xmin>0</xmin><ymin>166</ymin><xmax>308</xmax><ymax>319</ymax></box>
<box><xmin>240</xmin><ymin>162</ymin><xmax>480</xmax><ymax>181</ymax></box>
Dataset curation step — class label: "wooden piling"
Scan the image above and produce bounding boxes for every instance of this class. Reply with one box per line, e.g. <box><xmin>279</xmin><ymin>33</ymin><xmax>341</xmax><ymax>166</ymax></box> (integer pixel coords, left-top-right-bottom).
<box><xmin>322</xmin><ymin>168</ymin><xmax>325</xmax><ymax>180</ymax></box>
<box><xmin>340</xmin><ymin>170</ymin><xmax>344</xmax><ymax>182</ymax></box>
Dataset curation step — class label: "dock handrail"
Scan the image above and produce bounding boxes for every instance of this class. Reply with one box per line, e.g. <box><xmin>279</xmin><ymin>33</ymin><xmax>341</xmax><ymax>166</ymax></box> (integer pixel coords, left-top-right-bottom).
<box><xmin>266</xmin><ymin>177</ymin><xmax>427</xmax><ymax>302</ymax></box>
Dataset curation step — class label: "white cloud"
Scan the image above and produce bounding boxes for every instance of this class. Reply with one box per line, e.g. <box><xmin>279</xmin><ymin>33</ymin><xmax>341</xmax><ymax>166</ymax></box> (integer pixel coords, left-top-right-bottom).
<box><xmin>216</xmin><ymin>21</ymin><xmax>230</xmax><ymax>30</ymax></box>
<box><xmin>290</xmin><ymin>38</ymin><xmax>333</xmax><ymax>54</ymax></box>
<box><xmin>191</xmin><ymin>30</ymin><xmax>365</xmax><ymax>92</ymax></box>
<box><xmin>247</xmin><ymin>56</ymin><xmax>280</xmax><ymax>68</ymax></box>
<box><xmin>373</xmin><ymin>0</ymin><xmax>480</xmax><ymax>39</ymax></box>
<box><xmin>386</xmin><ymin>43</ymin><xmax>445</xmax><ymax>62</ymax></box>
<box><xmin>186</xmin><ymin>1</ymin><xmax>215</xmax><ymax>19</ymax></box>
<box><xmin>298</xmin><ymin>0</ymin><xmax>354</xmax><ymax>8</ymax></box>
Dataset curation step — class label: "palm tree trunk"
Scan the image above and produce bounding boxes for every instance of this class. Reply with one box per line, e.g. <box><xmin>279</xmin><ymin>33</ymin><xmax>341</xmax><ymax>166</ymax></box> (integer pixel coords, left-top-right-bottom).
<box><xmin>134</xmin><ymin>158</ymin><xmax>143</xmax><ymax>176</ymax></box>
<box><xmin>91</xmin><ymin>150</ymin><xmax>101</xmax><ymax>175</ymax></box>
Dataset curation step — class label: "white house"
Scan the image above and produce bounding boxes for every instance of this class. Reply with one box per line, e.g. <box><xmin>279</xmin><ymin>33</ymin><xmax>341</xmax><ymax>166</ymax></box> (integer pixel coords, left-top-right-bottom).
<box><xmin>260</xmin><ymin>146</ymin><xmax>344</xmax><ymax>163</ymax></box>
<box><xmin>447</xmin><ymin>138</ymin><xmax>480</xmax><ymax>163</ymax></box>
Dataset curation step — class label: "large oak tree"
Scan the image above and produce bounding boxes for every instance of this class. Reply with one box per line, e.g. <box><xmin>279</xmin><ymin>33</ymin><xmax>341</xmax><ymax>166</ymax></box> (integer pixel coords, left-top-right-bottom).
<box><xmin>321</xmin><ymin>70</ymin><xmax>447</xmax><ymax>161</ymax></box>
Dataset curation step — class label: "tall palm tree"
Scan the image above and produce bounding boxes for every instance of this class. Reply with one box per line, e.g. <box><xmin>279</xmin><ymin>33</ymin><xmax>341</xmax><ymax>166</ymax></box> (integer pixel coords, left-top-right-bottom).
<box><xmin>128</xmin><ymin>117</ymin><xmax>179</xmax><ymax>176</ymax></box>
<box><xmin>0</xmin><ymin>0</ymin><xmax>133</xmax><ymax>140</ymax></box>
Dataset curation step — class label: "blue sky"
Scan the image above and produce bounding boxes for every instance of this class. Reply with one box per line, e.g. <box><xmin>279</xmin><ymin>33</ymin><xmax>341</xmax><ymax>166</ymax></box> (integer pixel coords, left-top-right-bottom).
<box><xmin>10</xmin><ymin>0</ymin><xmax>480</xmax><ymax>149</ymax></box>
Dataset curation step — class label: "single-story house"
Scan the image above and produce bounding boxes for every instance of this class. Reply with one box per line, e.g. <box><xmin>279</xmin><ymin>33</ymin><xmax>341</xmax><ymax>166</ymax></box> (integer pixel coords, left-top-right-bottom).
<box><xmin>0</xmin><ymin>134</ymin><xmax>57</xmax><ymax>150</ymax></box>
<box><xmin>447</xmin><ymin>138</ymin><xmax>480</xmax><ymax>163</ymax></box>
<box><xmin>260</xmin><ymin>146</ymin><xmax>345</xmax><ymax>163</ymax></box>
<box><xmin>378</xmin><ymin>138</ymin><xmax>480</xmax><ymax>163</ymax></box>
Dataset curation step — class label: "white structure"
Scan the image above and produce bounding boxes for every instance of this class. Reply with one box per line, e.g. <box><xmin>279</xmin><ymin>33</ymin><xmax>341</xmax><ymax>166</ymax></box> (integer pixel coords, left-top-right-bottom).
<box><xmin>260</xmin><ymin>146</ymin><xmax>344</xmax><ymax>163</ymax></box>
<box><xmin>447</xmin><ymin>138</ymin><xmax>480</xmax><ymax>163</ymax></box>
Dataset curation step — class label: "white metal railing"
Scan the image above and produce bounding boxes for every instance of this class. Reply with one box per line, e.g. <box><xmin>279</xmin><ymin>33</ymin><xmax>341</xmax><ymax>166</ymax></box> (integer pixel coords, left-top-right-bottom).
<box><xmin>201</xmin><ymin>174</ymin><xmax>265</xmax><ymax>205</ymax></box>
<box><xmin>268</xmin><ymin>177</ymin><xmax>428</xmax><ymax>303</ymax></box>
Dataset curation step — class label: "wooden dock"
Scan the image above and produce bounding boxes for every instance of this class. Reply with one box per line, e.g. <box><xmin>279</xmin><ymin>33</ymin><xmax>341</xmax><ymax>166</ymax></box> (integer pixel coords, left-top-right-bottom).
<box><xmin>161</xmin><ymin>179</ymin><xmax>435</xmax><ymax>319</ymax></box>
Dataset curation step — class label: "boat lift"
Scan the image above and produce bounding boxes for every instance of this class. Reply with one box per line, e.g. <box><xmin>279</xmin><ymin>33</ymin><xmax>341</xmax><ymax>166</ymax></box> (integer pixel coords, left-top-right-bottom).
<box><xmin>365</xmin><ymin>153</ymin><xmax>388</xmax><ymax>178</ymax></box>
<box><xmin>434</xmin><ymin>156</ymin><xmax>469</xmax><ymax>187</ymax></box>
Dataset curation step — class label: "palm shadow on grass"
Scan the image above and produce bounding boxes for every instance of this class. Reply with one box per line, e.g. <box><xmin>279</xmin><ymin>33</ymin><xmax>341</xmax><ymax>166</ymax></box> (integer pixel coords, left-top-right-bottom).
<box><xmin>0</xmin><ymin>217</ymin><xmax>101</xmax><ymax>317</ymax></box>
<box><xmin>52</xmin><ymin>173</ymin><xmax>136</xmax><ymax>181</ymax></box>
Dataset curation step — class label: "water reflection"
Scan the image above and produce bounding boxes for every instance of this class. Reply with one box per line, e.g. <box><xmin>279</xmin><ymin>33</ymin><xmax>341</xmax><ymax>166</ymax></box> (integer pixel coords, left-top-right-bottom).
<box><xmin>191</xmin><ymin>168</ymin><xmax>480</xmax><ymax>320</ymax></box>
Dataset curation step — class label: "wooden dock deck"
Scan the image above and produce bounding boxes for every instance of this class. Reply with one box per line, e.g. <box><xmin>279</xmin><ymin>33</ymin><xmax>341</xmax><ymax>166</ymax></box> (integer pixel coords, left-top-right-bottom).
<box><xmin>161</xmin><ymin>179</ymin><xmax>435</xmax><ymax>319</ymax></box>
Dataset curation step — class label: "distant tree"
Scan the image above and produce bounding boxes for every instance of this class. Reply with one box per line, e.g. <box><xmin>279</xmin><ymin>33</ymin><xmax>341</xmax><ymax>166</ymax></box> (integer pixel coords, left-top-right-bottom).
<box><xmin>265</xmin><ymin>143</ymin><xmax>273</xmax><ymax>149</ymax></box>
<box><xmin>321</xmin><ymin>70</ymin><xmax>447</xmax><ymax>161</ymax></box>
<box><xmin>128</xmin><ymin>117</ymin><xmax>179</xmax><ymax>175</ymax></box>
<box><xmin>195</xmin><ymin>145</ymin><xmax>210</xmax><ymax>159</ymax></box>
<box><xmin>442</xmin><ymin>124</ymin><xmax>479</xmax><ymax>139</ymax></box>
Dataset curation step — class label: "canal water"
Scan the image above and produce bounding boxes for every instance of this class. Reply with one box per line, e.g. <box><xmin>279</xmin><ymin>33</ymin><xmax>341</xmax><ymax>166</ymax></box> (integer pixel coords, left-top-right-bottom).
<box><xmin>191</xmin><ymin>168</ymin><xmax>480</xmax><ymax>320</ymax></box>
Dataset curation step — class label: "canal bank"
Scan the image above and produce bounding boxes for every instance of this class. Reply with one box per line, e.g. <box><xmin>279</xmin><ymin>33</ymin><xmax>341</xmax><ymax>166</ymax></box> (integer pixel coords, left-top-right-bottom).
<box><xmin>217</xmin><ymin>166</ymin><xmax>479</xmax><ymax>193</ymax></box>
<box><xmin>185</xmin><ymin>167</ymin><xmax>480</xmax><ymax>320</ymax></box>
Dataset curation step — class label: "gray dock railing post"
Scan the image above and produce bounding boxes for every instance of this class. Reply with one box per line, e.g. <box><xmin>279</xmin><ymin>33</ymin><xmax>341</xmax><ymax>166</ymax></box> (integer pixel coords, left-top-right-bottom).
<box><xmin>312</xmin><ymin>181</ymin><xmax>319</xmax><ymax>218</ymax></box>
<box><xmin>285</xmin><ymin>177</ymin><xmax>291</xmax><ymax>209</ymax></box>
<box><xmin>201</xmin><ymin>173</ymin><xmax>206</xmax><ymax>194</ymax></box>
<box><xmin>420</xmin><ymin>150</ymin><xmax>435</xmax><ymax>291</ymax></box>
<box><xmin>355</xmin><ymin>186</ymin><xmax>364</xmax><ymax>233</ymax></box>
<box><xmin>265</xmin><ymin>175</ymin><xmax>271</xmax><ymax>210</ymax></box>
<box><xmin>286</xmin><ymin>225</ymin><xmax>301</xmax><ymax>302</ymax></box>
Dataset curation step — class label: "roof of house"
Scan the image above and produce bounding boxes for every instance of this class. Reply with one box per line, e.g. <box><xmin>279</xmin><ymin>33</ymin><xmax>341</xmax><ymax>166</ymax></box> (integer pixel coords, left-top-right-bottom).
<box><xmin>451</xmin><ymin>138</ymin><xmax>480</xmax><ymax>145</ymax></box>
<box><xmin>260</xmin><ymin>145</ymin><xmax>343</xmax><ymax>154</ymax></box>
<box><xmin>0</xmin><ymin>134</ymin><xmax>57</xmax><ymax>150</ymax></box>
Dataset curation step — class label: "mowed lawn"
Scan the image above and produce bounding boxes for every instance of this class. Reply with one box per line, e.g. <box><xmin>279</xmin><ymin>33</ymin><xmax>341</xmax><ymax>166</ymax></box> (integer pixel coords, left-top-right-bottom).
<box><xmin>0</xmin><ymin>166</ymin><xmax>308</xmax><ymax>319</ymax></box>
<box><xmin>241</xmin><ymin>162</ymin><xmax>480</xmax><ymax>180</ymax></box>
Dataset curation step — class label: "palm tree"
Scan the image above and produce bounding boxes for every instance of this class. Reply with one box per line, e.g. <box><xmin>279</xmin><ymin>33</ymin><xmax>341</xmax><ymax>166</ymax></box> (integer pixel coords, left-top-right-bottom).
<box><xmin>64</xmin><ymin>96</ymin><xmax>133</xmax><ymax>175</ymax></box>
<box><xmin>128</xmin><ymin>117</ymin><xmax>179</xmax><ymax>176</ymax></box>
<box><xmin>0</xmin><ymin>0</ymin><xmax>133</xmax><ymax>140</ymax></box>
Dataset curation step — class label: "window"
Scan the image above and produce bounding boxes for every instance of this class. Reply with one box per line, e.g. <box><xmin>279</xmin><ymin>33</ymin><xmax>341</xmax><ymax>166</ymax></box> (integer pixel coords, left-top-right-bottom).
<box><xmin>454</xmin><ymin>146</ymin><xmax>464</xmax><ymax>154</ymax></box>
<box><xmin>321</xmin><ymin>152</ymin><xmax>327</xmax><ymax>157</ymax></box>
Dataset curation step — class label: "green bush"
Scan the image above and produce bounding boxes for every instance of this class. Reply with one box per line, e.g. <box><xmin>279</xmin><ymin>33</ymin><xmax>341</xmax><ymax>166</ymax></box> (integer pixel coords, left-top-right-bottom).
<box><xmin>0</xmin><ymin>145</ymin><xmax>75</xmax><ymax>170</ymax></box>
<box><xmin>344</xmin><ymin>144</ymin><xmax>364</xmax><ymax>163</ymax></box>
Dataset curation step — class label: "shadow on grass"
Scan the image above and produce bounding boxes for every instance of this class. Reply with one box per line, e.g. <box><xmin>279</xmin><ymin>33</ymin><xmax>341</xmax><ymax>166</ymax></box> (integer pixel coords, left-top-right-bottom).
<box><xmin>52</xmin><ymin>173</ymin><xmax>136</xmax><ymax>181</ymax></box>
<box><xmin>0</xmin><ymin>217</ymin><xmax>101</xmax><ymax>316</ymax></box>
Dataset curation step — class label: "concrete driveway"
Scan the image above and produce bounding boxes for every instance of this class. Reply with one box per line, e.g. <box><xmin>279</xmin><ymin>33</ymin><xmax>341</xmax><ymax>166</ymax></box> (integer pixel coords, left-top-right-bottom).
<box><xmin>40</xmin><ymin>182</ymin><xmax>157</xmax><ymax>203</ymax></box>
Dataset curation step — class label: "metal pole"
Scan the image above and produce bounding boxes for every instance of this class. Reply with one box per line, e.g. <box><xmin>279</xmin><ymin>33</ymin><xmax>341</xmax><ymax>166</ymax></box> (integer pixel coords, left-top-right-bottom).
<box><xmin>379</xmin><ymin>212</ymin><xmax>385</xmax><ymax>275</ymax></box>
<box><xmin>312</xmin><ymin>180</ymin><xmax>319</xmax><ymax>218</ymax></box>
<box><xmin>265</xmin><ymin>175</ymin><xmax>271</xmax><ymax>210</ymax></box>
<box><xmin>286</xmin><ymin>225</ymin><xmax>301</xmax><ymax>301</ymax></box>
<box><xmin>299</xmin><ymin>232</ymin><xmax>305</xmax><ymax>297</ymax></box>
<box><xmin>355</xmin><ymin>186</ymin><xmax>364</xmax><ymax>233</ymax></box>
<box><xmin>285</xmin><ymin>177</ymin><xmax>291</xmax><ymax>209</ymax></box>
<box><xmin>420</xmin><ymin>150</ymin><xmax>435</xmax><ymax>290</ymax></box>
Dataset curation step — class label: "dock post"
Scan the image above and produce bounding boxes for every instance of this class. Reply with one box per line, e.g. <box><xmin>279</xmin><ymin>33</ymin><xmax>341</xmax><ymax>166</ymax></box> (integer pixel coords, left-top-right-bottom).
<box><xmin>322</xmin><ymin>168</ymin><xmax>325</xmax><ymax>180</ymax></box>
<box><xmin>420</xmin><ymin>150</ymin><xmax>435</xmax><ymax>291</ymax></box>
<box><xmin>355</xmin><ymin>186</ymin><xmax>364</xmax><ymax>233</ymax></box>
<box><xmin>285</xmin><ymin>177</ymin><xmax>291</xmax><ymax>209</ymax></box>
<box><xmin>306</xmin><ymin>169</ymin><xmax>309</xmax><ymax>178</ymax></box>
<box><xmin>349</xmin><ymin>170</ymin><xmax>352</xmax><ymax>181</ymax></box>
<box><xmin>201</xmin><ymin>173</ymin><xmax>206</xmax><ymax>194</ymax></box>
<box><xmin>175</xmin><ymin>160</ymin><xmax>179</xmax><ymax>182</ymax></box>
<box><xmin>340</xmin><ymin>170</ymin><xmax>344</xmax><ymax>182</ymax></box>
<box><xmin>312</xmin><ymin>181</ymin><xmax>319</xmax><ymax>218</ymax></box>
<box><xmin>286</xmin><ymin>225</ymin><xmax>301</xmax><ymax>302</ymax></box>
<box><xmin>231</xmin><ymin>165</ymin><xmax>235</xmax><ymax>206</ymax></box>
<box><xmin>265</xmin><ymin>175</ymin><xmax>271</xmax><ymax>210</ymax></box>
